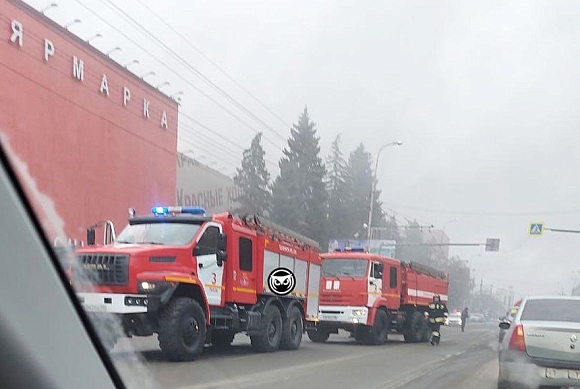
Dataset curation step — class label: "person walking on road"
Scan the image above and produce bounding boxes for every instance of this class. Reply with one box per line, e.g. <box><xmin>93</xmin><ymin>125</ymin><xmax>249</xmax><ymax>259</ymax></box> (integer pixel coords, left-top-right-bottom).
<box><xmin>460</xmin><ymin>307</ymin><xmax>469</xmax><ymax>332</ymax></box>
<box><xmin>428</xmin><ymin>295</ymin><xmax>448</xmax><ymax>345</ymax></box>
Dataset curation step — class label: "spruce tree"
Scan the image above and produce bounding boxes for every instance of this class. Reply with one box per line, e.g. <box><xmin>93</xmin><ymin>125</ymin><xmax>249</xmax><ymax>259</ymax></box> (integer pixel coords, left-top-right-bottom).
<box><xmin>325</xmin><ymin>134</ymin><xmax>351</xmax><ymax>243</ymax></box>
<box><xmin>233</xmin><ymin>133</ymin><xmax>271</xmax><ymax>216</ymax></box>
<box><xmin>344</xmin><ymin>143</ymin><xmax>387</xmax><ymax>239</ymax></box>
<box><xmin>271</xmin><ymin>107</ymin><xmax>328</xmax><ymax>246</ymax></box>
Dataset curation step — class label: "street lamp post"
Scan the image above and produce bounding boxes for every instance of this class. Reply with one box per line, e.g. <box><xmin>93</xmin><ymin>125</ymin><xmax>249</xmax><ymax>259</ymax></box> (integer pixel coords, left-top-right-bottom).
<box><xmin>366</xmin><ymin>141</ymin><xmax>403</xmax><ymax>245</ymax></box>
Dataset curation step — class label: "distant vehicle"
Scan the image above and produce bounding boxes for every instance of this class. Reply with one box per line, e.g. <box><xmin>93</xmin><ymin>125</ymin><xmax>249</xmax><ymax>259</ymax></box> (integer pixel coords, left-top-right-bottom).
<box><xmin>498</xmin><ymin>296</ymin><xmax>580</xmax><ymax>389</ymax></box>
<box><xmin>470</xmin><ymin>313</ymin><xmax>485</xmax><ymax>323</ymax></box>
<box><xmin>309</xmin><ymin>251</ymin><xmax>449</xmax><ymax>344</ymax></box>
<box><xmin>447</xmin><ymin>312</ymin><xmax>462</xmax><ymax>327</ymax></box>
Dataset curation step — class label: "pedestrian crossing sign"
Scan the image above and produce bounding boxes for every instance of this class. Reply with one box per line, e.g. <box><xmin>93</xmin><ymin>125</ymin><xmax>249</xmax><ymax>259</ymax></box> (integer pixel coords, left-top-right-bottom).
<box><xmin>528</xmin><ymin>222</ymin><xmax>544</xmax><ymax>236</ymax></box>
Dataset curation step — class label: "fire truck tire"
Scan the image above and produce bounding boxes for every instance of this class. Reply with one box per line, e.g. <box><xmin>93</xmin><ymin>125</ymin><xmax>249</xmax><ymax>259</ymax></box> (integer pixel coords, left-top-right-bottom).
<box><xmin>307</xmin><ymin>329</ymin><xmax>330</xmax><ymax>342</ymax></box>
<box><xmin>211</xmin><ymin>330</ymin><xmax>235</xmax><ymax>348</ymax></box>
<box><xmin>250</xmin><ymin>305</ymin><xmax>283</xmax><ymax>352</ymax></box>
<box><xmin>280</xmin><ymin>306</ymin><xmax>303</xmax><ymax>350</ymax></box>
<box><xmin>403</xmin><ymin>311</ymin><xmax>426</xmax><ymax>343</ymax></box>
<box><xmin>158</xmin><ymin>297</ymin><xmax>207</xmax><ymax>361</ymax></box>
<box><xmin>368</xmin><ymin>309</ymin><xmax>389</xmax><ymax>345</ymax></box>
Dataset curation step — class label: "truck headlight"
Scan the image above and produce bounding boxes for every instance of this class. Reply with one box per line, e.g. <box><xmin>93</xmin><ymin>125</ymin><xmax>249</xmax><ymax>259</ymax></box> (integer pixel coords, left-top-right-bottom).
<box><xmin>140</xmin><ymin>281</ymin><xmax>156</xmax><ymax>290</ymax></box>
<box><xmin>352</xmin><ymin>309</ymin><xmax>366</xmax><ymax>316</ymax></box>
<box><xmin>137</xmin><ymin>281</ymin><xmax>171</xmax><ymax>295</ymax></box>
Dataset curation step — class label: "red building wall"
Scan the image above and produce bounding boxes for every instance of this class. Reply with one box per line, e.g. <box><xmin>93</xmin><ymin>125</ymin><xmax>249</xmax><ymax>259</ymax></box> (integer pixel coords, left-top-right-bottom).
<box><xmin>0</xmin><ymin>0</ymin><xmax>178</xmax><ymax>243</ymax></box>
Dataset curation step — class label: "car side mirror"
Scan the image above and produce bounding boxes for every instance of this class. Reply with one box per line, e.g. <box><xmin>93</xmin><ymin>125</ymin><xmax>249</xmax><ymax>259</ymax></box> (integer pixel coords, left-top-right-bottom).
<box><xmin>86</xmin><ymin>227</ymin><xmax>95</xmax><ymax>246</ymax></box>
<box><xmin>499</xmin><ymin>320</ymin><xmax>511</xmax><ymax>330</ymax></box>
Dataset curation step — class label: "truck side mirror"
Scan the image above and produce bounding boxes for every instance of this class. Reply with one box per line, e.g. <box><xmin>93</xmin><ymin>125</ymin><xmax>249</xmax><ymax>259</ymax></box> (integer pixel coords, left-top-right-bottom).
<box><xmin>216</xmin><ymin>250</ymin><xmax>226</xmax><ymax>267</ymax></box>
<box><xmin>86</xmin><ymin>227</ymin><xmax>96</xmax><ymax>246</ymax></box>
<box><xmin>218</xmin><ymin>233</ymin><xmax>227</xmax><ymax>252</ymax></box>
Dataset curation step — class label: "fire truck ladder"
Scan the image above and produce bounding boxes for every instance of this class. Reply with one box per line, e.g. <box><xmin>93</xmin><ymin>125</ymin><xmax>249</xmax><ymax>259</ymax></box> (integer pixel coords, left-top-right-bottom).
<box><xmin>402</xmin><ymin>260</ymin><xmax>447</xmax><ymax>280</ymax></box>
<box><xmin>242</xmin><ymin>214</ymin><xmax>320</xmax><ymax>249</ymax></box>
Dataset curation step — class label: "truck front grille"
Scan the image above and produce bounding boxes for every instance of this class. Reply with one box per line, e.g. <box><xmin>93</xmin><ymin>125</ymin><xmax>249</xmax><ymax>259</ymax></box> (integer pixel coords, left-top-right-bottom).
<box><xmin>76</xmin><ymin>254</ymin><xmax>129</xmax><ymax>286</ymax></box>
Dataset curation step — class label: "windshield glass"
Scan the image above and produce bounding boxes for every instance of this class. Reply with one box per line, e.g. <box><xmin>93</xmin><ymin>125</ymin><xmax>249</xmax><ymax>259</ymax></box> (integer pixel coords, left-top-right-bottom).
<box><xmin>116</xmin><ymin>223</ymin><xmax>200</xmax><ymax>246</ymax></box>
<box><xmin>520</xmin><ymin>299</ymin><xmax>580</xmax><ymax>323</ymax></box>
<box><xmin>322</xmin><ymin>259</ymin><xmax>368</xmax><ymax>277</ymax></box>
<box><xmin>6</xmin><ymin>0</ymin><xmax>580</xmax><ymax>388</ymax></box>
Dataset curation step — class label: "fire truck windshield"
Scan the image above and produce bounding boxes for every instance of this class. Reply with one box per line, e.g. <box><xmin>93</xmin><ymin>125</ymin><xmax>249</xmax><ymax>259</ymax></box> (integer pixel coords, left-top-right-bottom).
<box><xmin>116</xmin><ymin>222</ymin><xmax>201</xmax><ymax>246</ymax></box>
<box><xmin>322</xmin><ymin>259</ymin><xmax>368</xmax><ymax>278</ymax></box>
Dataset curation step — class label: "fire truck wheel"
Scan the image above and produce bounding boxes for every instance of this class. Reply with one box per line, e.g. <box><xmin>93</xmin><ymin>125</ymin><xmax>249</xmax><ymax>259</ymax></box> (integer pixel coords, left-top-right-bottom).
<box><xmin>158</xmin><ymin>297</ymin><xmax>207</xmax><ymax>361</ymax></box>
<box><xmin>211</xmin><ymin>330</ymin><xmax>235</xmax><ymax>348</ymax></box>
<box><xmin>251</xmin><ymin>304</ymin><xmax>283</xmax><ymax>352</ymax></box>
<box><xmin>403</xmin><ymin>311</ymin><xmax>426</xmax><ymax>343</ymax></box>
<box><xmin>368</xmin><ymin>309</ymin><xmax>389</xmax><ymax>345</ymax></box>
<box><xmin>280</xmin><ymin>306</ymin><xmax>303</xmax><ymax>350</ymax></box>
<box><xmin>307</xmin><ymin>329</ymin><xmax>330</xmax><ymax>343</ymax></box>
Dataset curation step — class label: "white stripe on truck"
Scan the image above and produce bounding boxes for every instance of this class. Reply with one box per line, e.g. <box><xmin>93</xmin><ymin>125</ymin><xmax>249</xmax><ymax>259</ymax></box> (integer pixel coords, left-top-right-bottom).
<box><xmin>407</xmin><ymin>288</ymin><xmax>448</xmax><ymax>301</ymax></box>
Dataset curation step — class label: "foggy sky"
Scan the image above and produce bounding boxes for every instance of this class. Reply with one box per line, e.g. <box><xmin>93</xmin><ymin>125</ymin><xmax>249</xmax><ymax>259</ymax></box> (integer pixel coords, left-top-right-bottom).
<box><xmin>23</xmin><ymin>0</ymin><xmax>580</xmax><ymax>299</ymax></box>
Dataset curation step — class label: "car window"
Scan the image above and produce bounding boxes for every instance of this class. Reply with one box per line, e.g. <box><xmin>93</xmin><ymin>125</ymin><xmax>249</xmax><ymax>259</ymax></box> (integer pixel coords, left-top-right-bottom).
<box><xmin>4</xmin><ymin>1</ymin><xmax>580</xmax><ymax>388</ymax></box>
<box><xmin>520</xmin><ymin>299</ymin><xmax>580</xmax><ymax>323</ymax></box>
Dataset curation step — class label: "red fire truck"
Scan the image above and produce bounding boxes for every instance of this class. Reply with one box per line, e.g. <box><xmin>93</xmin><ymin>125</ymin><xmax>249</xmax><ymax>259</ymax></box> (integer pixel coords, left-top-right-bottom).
<box><xmin>72</xmin><ymin>207</ymin><xmax>321</xmax><ymax>361</ymax></box>
<box><xmin>307</xmin><ymin>250</ymin><xmax>448</xmax><ymax>344</ymax></box>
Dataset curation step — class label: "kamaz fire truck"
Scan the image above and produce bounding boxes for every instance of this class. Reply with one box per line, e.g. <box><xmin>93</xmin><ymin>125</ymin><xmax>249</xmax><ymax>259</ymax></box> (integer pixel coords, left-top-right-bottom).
<box><xmin>307</xmin><ymin>249</ymin><xmax>448</xmax><ymax>344</ymax></box>
<box><xmin>72</xmin><ymin>206</ymin><xmax>321</xmax><ymax>361</ymax></box>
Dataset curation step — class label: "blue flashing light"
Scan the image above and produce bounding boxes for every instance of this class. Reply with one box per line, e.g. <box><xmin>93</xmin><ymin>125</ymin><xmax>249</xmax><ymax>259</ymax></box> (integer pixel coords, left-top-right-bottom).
<box><xmin>151</xmin><ymin>206</ymin><xmax>206</xmax><ymax>216</ymax></box>
<box><xmin>181</xmin><ymin>206</ymin><xmax>206</xmax><ymax>215</ymax></box>
<box><xmin>334</xmin><ymin>246</ymin><xmax>366</xmax><ymax>253</ymax></box>
<box><xmin>152</xmin><ymin>206</ymin><xmax>169</xmax><ymax>215</ymax></box>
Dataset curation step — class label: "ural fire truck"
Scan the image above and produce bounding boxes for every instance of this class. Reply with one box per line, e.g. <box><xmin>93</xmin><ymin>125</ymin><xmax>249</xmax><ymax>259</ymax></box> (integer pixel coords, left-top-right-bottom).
<box><xmin>307</xmin><ymin>250</ymin><xmax>448</xmax><ymax>344</ymax></box>
<box><xmin>72</xmin><ymin>207</ymin><xmax>321</xmax><ymax>361</ymax></box>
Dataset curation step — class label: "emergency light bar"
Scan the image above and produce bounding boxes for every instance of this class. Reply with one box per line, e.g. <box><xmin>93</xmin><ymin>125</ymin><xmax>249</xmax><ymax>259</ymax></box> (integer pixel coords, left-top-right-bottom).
<box><xmin>151</xmin><ymin>206</ymin><xmax>206</xmax><ymax>216</ymax></box>
<box><xmin>334</xmin><ymin>247</ymin><xmax>366</xmax><ymax>253</ymax></box>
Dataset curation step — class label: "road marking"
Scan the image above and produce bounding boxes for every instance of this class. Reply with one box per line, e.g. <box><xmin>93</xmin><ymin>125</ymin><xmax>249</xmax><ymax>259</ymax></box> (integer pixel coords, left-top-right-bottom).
<box><xmin>375</xmin><ymin>332</ymin><xmax>496</xmax><ymax>389</ymax></box>
<box><xmin>176</xmin><ymin>347</ymin><xmax>397</xmax><ymax>389</ymax></box>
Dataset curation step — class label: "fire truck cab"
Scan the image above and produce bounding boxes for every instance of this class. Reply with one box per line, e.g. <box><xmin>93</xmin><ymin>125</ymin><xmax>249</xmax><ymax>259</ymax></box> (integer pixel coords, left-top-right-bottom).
<box><xmin>308</xmin><ymin>250</ymin><xmax>448</xmax><ymax>345</ymax></box>
<box><xmin>73</xmin><ymin>207</ymin><xmax>321</xmax><ymax>361</ymax></box>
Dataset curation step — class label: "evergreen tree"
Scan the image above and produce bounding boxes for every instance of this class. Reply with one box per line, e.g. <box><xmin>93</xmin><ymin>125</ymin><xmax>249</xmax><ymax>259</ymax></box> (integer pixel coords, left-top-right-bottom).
<box><xmin>233</xmin><ymin>133</ymin><xmax>271</xmax><ymax>216</ymax></box>
<box><xmin>271</xmin><ymin>107</ymin><xmax>328</xmax><ymax>246</ymax></box>
<box><xmin>325</xmin><ymin>134</ymin><xmax>351</xmax><ymax>244</ymax></box>
<box><xmin>344</xmin><ymin>143</ymin><xmax>387</xmax><ymax>239</ymax></box>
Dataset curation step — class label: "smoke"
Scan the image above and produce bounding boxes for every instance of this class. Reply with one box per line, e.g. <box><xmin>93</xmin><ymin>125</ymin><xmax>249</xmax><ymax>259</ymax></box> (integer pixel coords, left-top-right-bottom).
<box><xmin>1</xmin><ymin>133</ymin><xmax>158</xmax><ymax>389</ymax></box>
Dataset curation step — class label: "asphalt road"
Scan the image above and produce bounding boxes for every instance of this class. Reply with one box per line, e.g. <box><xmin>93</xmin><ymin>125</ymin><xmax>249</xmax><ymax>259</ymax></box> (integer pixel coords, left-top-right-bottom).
<box><xmin>111</xmin><ymin>323</ymin><xmax>500</xmax><ymax>389</ymax></box>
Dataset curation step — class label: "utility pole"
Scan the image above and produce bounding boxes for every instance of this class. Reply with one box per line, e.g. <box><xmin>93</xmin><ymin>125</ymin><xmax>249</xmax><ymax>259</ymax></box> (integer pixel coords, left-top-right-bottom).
<box><xmin>366</xmin><ymin>141</ymin><xmax>403</xmax><ymax>244</ymax></box>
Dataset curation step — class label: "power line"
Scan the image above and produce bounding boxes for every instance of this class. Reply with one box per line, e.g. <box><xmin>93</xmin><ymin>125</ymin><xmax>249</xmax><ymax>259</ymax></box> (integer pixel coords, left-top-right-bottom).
<box><xmin>390</xmin><ymin>204</ymin><xmax>580</xmax><ymax>217</ymax></box>
<box><xmin>179</xmin><ymin>112</ymin><xmax>279</xmax><ymax>168</ymax></box>
<box><xmin>0</xmin><ymin>59</ymin><xmax>237</xmax><ymax>179</ymax></box>
<box><xmin>70</xmin><ymin>0</ymin><xmax>286</xmax><ymax>150</ymax></box>
<box><xmin>100</xmin><ymin>0</ymin><xmax>288</xmax><ymax>143</ymax></box>
<box><xmin>0</xmin><ymin>15</ymin><xmax>261</xmax><ymax>170</ymax></box>
<box><xmin>133</xmin><ymin>0</ymin><xmax>292</xmax><ymax>130</ymax></box>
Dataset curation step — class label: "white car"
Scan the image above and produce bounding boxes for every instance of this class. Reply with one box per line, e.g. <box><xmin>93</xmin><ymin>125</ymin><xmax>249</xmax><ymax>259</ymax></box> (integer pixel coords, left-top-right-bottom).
<box><xmin>498</xmin><ymin>296</ymin><xmax>580</xmax><ymax>389</ymax></box>
<box><xmin>446</xmin><ymin>312</ymin><xmax>462</xmax><ymax>327</ymax></box>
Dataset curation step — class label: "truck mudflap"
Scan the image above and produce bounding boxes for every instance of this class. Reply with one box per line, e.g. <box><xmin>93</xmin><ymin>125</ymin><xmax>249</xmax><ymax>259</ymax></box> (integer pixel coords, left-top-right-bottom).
<box><xmin>246</xmin><ymin>311</ymin><xmax>262</xmax><ymax>335</ymax></box>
